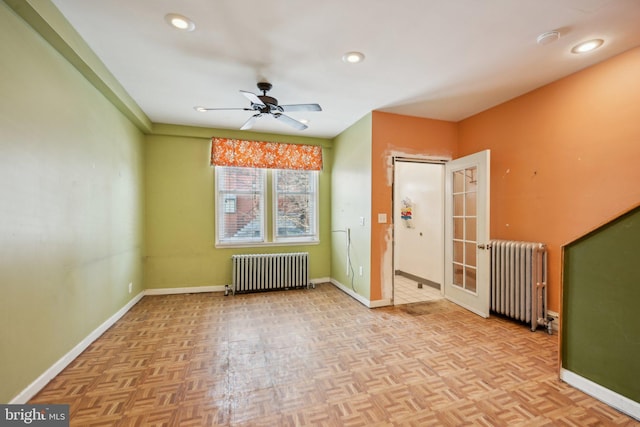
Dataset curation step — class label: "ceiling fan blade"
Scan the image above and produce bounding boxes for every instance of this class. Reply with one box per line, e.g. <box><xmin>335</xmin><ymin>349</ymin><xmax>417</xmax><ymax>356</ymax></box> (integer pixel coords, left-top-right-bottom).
<box><xmin>280</xmin><ymin>103</ymin><xmax>322</xmax><ymax>112</ymax></box>
<box><xmin>240</xmin><ymin>113</ymin><xmax>261</xmax><ymax>130</ymax></box>
<box><xmin>197</xmin><ymin>107</ymin><xmax>253</xmax><ymax>111</ymax></box>
<box><xmin>273</xmin><ymin>113</ymin><xmax>308</xmax><ymax>130</ymax></box>
<box><xmin>240</xmin><ymin>90</ymin><xmax>266</xmax><ymax>107</ymax></box>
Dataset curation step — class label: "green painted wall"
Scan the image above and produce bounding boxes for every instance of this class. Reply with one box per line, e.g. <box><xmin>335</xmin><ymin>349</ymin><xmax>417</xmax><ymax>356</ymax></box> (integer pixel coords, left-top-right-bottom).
<box><xmin>562</xmin><ymin>206</ymin><xmax>640</xmax><ymax>402</ymax></box>
<box><xmin>331</xmin><ymin>114</ymin><xmax>372</xmax><ymax>299</ymax></box>
<box><xmin>0</xmin><ymin>2</ymin><xmax>145</xmax><ymax>403</ymax></box>
<box><xmin>144</xmin><ymin>125</ymin><xmax>333</xmax><ymax>289</ymax></box>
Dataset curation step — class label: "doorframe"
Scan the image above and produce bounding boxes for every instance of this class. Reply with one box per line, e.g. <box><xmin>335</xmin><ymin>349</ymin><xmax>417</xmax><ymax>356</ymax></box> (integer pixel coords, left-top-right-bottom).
<box><xmin>391</xmin><ymin>156</ymin><xmax>447</xmax><ymax>305</ymax></box>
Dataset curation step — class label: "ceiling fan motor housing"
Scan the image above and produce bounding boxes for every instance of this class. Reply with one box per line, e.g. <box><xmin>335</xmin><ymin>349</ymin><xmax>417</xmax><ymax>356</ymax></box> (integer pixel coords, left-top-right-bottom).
<box><xmin>258</xmin><ymin>95</ymin><xmax>280</xmax><ymax>110</ymax></box>
<box><xmin>255</xmin><ymin>82</ymin><xmax>281</xmax><ymax>111</ymax></box>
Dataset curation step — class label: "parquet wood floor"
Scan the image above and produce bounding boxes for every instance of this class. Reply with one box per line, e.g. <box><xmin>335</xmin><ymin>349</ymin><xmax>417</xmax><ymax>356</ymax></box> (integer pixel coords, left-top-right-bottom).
<box><xmin>30</xmin><ymin>284</ymin><xmax>638</xmax><ymax>426</ymax></box>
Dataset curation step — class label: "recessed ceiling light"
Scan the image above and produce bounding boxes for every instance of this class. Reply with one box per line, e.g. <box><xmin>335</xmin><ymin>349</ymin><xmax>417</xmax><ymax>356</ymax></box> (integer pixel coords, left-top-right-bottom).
<box><xmin>571</xmin><ymin>39</ymin><xmax>604</xmax><ymax>54</ymax></box>
<box><xmin>165</xmin><ymin>13</ymin><xmax>195</xmax><ymax>31</ymax></box>
<box><xmin>194</xmin><ymin>106</ymin><xmax>207</xmax><ymax>112</ymax></box>
<box><xmin>342</xmin><ymin>51</ymin><xmax>365</xmax><ymax>64</ymax></box>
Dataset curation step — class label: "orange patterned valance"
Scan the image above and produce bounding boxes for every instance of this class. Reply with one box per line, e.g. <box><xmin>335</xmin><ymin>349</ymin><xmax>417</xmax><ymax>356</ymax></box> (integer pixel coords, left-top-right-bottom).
<box><xmin>210</xmin><ymin>137</ymin><xmax>323</xmax><ymax>171</ymax></box>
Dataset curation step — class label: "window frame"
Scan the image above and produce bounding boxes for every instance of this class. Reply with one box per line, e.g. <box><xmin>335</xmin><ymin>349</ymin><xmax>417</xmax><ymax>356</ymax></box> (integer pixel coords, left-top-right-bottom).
<box><xmin>214</xmin><ymin>166</ymin><xmax>319</xmax><ymax>247</ymax></box>
<box><xmin>215</xmin><ymin>166</ymin><xmax>266</xmax><ymax>246</ymax></box>
<box><xmin>272</xmin><ymin>169</ymin><xmax>319</xmax><ymax>244</ymax></box>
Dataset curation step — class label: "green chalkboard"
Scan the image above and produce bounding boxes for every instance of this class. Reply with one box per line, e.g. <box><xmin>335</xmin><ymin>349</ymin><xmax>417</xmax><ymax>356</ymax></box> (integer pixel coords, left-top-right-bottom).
<box><xmin>562</xmin><ymin>206</ymin><xmax>640</xmax><ymax>402</ymax></box>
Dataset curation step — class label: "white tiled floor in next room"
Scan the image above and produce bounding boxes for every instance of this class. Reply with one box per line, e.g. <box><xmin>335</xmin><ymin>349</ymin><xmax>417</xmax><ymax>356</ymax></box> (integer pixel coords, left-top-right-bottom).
<box><xmin>394</xmin><ymin>275</ymin><xmax>443</xmax><ymax>305</ymax></box>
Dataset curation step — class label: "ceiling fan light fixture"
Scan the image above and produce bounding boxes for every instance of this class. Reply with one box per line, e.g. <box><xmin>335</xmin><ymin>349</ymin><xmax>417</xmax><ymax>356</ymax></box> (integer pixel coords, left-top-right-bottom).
<box><xmin>571</xmin><ymin>39</ymin><xmax>604</xmax><ymax>54</ymax></box>
<box><xmin>342</xmin><ymin>51</ymin><xmax>365</xmax><ymax>64</ymax></box>
<box><xmin>165</xmin><ymin>13</ymin><xmax>195</xmax><ymax>31</ymax></box>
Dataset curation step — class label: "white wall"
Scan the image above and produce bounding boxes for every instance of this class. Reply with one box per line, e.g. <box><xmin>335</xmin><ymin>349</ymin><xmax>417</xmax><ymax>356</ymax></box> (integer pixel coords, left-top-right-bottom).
<box><xmin>394</xmin><ymin>161</ymin><xmax>444</xmax><ymax>285</ymax></box>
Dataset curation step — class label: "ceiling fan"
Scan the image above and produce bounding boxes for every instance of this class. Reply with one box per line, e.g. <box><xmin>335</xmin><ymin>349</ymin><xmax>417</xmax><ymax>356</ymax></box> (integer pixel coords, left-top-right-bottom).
<box><xmin>197</xmin><ymin>82</ymin><xmax>322</xmax><ymax>131</ymax></box>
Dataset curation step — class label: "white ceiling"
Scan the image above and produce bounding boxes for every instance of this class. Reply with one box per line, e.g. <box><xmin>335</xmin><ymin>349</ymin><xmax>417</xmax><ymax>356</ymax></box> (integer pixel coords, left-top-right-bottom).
<box><xmin>51</xmin><ymin>0</ymin><xmax>640</xmax><ymax>138</ymax></box>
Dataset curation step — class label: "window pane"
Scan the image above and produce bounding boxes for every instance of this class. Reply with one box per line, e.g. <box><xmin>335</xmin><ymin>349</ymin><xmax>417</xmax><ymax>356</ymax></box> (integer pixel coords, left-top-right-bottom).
<box><xmin>274</xmin><ymin>170</ymin><xmax>318</xmax><ymax>240</ymax></box>
<box><xmin>277</xmin><ymin>193</ymin><xmax>312</xmax><ymax>236</ymax></box>
<box><xmin>216</xmin><ymin>167</ymin><xmax>265</xmax><ymax>242</ymax></box>
<box><xmin>276</xmin><ymin>169</ymin><xmax>312</xmax><ymax>192</ymax></box>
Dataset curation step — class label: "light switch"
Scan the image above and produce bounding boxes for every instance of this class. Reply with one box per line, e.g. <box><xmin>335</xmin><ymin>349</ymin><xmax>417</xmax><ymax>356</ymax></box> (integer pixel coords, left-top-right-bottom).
<box><xmin>377</xmin><ymin>213</ymin><xmax>387</xmax><ymax>223</ymax></box>
<box><xmin>359</xmin><ymin>217</ymin><xmax>365</xmax><ymax>226</ymax></box>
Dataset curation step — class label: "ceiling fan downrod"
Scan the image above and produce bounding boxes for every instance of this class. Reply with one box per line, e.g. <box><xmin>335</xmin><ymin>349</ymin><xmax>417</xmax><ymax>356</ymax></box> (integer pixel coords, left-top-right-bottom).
<box><xmin>257</xmin><ymin>81</ymin><xmax>272</xmax><ymax>95</ymax></box>
<box><xmin>256</xmin><ymin>82</ymin><xmax>277</xmax><ymax>107</ymax></box>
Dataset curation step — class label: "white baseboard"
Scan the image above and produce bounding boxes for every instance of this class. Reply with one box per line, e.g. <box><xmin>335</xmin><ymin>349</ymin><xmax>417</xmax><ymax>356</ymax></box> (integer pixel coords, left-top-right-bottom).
<box><xmin>310</xmin><ymin>277</ymin><xmax>331</xmax><ymax>286</ymax></box>
<box><xmin>146</xmin><ymin>279</ymin><xmax>330</xmax><ymax>296</ymax></box>
<box><xmin>329</xmin><ymin>279</ymin><xmax>392</xmax><ymax>308</ymax></box>
<box><xmin>10</xmin><ymin>291</ymin><xmax>145</xmax><ymax>404</ymax></box>
<box><xmin>560</xmin><ymin>369</ymin><xmax>639</xmax><ymax>421</ymax></box>
<box><xmin>330</xmin><ymin>279</ymin><xmax>369</xmax><ymax>306</ymax></box>
<box><xmin>369</xmin><ymin>299</ymin><xmax>393</xmax><ymax>308</ymax></box>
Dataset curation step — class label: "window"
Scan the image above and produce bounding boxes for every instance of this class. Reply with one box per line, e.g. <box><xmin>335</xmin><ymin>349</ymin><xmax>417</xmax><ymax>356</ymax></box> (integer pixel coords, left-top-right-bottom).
<box><xmin>216</xmin><ymin>167</ymin><xmax>266</xmax><ymax>243</ymax></box>
<box><xmin>215</xmin><ymin>166</ymin><xmax>319</xmax><ymax>246</ymax></box>
<box><xmin>274</xmin><ymin>169</ymin><xmax>318</xmax><ymax>241</ymax></box>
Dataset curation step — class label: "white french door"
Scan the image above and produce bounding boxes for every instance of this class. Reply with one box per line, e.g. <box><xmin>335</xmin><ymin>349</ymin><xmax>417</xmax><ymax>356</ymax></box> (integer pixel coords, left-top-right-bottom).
<box><xmin>444</xmin><ymin>150</ymin><xmax>491</xmax><ymax>317</ymax></box>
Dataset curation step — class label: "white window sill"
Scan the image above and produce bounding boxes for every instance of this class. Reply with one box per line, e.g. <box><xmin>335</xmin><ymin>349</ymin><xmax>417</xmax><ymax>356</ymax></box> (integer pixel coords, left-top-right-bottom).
<box><xmin>215</xmin><ymin>239</ymin><xmax>320</xmax><ymax>249</ymax></box>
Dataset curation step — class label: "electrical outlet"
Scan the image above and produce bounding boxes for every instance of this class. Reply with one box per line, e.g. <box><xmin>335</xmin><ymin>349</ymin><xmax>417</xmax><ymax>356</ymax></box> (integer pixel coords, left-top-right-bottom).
<box><xmin>128</xmin><ymin>282</ymin><xmax>132</xmax><ymax>294</ymax></box>
<box><xmin>359</xmin><ymin>266</ymin><xmax>363</xmax><ymax>276</ymax></box>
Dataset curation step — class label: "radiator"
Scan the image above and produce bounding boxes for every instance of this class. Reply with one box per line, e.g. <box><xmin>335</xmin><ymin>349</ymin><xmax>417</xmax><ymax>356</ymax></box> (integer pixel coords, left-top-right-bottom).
<box><xmin>226</xmin><ymin>252</ymin><xmax>312</xmax><ymax>295</ymax></box>
<box><xmin>490</xmin><ymin>240</ymin><xmax>552</xmax><ymax>333</ymax></box>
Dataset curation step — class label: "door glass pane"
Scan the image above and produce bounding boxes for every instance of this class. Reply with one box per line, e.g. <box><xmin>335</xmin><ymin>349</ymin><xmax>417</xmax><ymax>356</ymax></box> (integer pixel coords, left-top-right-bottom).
<box><xmin>453</xmin><ymin>170</ymin><xmax>464</xmax><ymax>193</ymax></box>
<box><xmin>453</xmin><ymin>264</ymin><xmax>463</xmax><ymax>286</ymax></box>
<box><xmin>465</xmin><ymin>242</ymin><xmax>476</xmax><ymax>267</ymax></box>
<box><xmin>465</xmin><ymin>192</ymin><xmax>476</xmax><ymax>216</ymax></box>
<box><xmin>454</xmin><ymin>218</ymin><xmax>464</xmax><ymax>240</ymax></box>
<box><xmin>465</xmin><ymin>267</ymin><xmax>477</xmax><ymax>292</ymax></box>
<box><xmin>465</xmin><ymin>218</ymin><xmax>476</xmax><ymax>241</ymax></box>
<box><xmin>465</xmin><ymin>167</ymin><xmax>477</xmax><ymax>192</ymax></box>
<box><xmin>453</xmin><ymin>241</ymin><xmax>464</xmax><ymax>263</ymax></box>
<box><xmin>454</xmin><ymin>194</ymin><xmax>464</xmax><ymax>216</ymax></box>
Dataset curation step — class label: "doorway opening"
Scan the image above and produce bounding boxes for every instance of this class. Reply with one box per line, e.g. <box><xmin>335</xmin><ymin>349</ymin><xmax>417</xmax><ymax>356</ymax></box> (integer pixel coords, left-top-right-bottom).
<box><xmin>392</xmin><ymin>158</ymin><xmax>445</xmax><ymax>305</ymax></box>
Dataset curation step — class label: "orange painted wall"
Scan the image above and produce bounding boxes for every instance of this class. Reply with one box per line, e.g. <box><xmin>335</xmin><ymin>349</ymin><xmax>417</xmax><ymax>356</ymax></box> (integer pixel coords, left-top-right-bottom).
<box><xmin>370</xmin><ymin>112</ymin><xmax>458</xmax><ymax>300</ymax></box>
<box><xmin>458</xmin><ymin>47</ymin><xmax>640</xmax><ymax>312</ymax></box>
